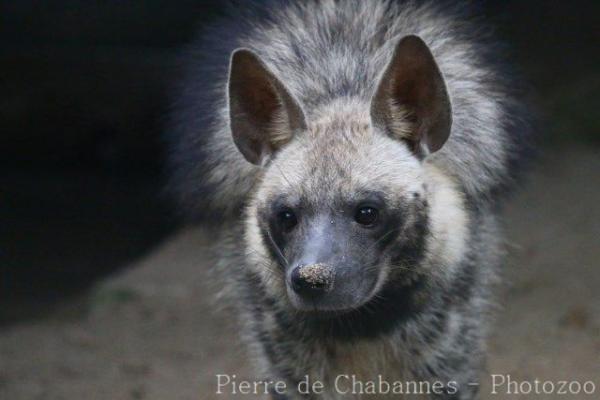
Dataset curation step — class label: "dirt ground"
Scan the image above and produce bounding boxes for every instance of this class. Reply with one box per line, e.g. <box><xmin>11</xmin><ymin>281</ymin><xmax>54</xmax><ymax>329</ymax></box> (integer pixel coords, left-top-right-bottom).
<box><xmin>1</xmin><ymin>145</ymin><xmax>598</xmax><ymax>399</ymax></box>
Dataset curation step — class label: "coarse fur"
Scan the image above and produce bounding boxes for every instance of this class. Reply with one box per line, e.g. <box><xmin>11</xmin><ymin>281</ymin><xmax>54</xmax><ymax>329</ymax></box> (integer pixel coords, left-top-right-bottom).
<box><xmin>166</xmin><ymin>1</ymin><xmax>533</xmax><ymax>399</ymax></box>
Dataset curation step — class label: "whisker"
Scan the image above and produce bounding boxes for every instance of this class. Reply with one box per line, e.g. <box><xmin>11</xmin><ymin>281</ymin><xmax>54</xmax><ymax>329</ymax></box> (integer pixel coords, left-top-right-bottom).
<box><xmin>274</xmin><ymin>163</ymin><xmax>294</xmax><ymax>189</ymax></box>
<box><xmin>266</xmin><ymin>229</ymin><xmax>290</xmax><ymax>267</ymax></box>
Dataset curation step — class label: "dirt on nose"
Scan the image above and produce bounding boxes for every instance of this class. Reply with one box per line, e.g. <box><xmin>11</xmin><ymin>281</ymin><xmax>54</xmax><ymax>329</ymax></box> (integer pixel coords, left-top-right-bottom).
<box><xmin>298</xmin><ymin>263</ymin><xmax>335</xmax><ymax>290</ymax></box>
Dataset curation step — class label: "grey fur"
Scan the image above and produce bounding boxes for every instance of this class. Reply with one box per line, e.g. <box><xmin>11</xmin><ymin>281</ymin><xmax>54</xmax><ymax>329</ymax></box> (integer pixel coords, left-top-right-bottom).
<box><xmin>167</xmin><ymin>1</ymin><xmax>532</xmax><ymax>398</ymax></box>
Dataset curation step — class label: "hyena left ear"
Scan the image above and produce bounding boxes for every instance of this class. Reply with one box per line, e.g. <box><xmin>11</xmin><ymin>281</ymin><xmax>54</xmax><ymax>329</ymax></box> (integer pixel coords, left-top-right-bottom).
<box><xmin>228</xmin><ymin>48</ymin><xmax>307</xmax><ymax>165</ymax></box>
<box><xmin>370</xmin><ymin>35</ymin><xmax>452</xmax><ymax>156</ymax></box>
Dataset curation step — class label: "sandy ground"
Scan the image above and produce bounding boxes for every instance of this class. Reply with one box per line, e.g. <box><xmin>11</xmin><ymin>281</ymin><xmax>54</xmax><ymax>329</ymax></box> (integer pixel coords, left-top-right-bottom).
<box><xmin>1</xmin><ymin>145</ymin><xmax>598</xmax><ymax>399</ymax></box>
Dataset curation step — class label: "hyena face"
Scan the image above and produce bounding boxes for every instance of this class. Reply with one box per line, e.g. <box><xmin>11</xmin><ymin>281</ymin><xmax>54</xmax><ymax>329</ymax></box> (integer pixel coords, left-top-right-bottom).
<box><xmin>229</xmin><ymin>36</ymin><xmax>453</xmax><ymax>313</ymax></box>
<box><xmin>251</xmin><ymin>122</ymin><xmax>429</xmax><ymax>312</ymax></box>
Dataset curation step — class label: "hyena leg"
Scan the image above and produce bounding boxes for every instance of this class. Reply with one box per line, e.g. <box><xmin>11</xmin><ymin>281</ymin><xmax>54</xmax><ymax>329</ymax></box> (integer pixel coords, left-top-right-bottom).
<box><xmin>413</xmin><ymin>356</ymin><xmax>482</xmax><ymax>400</ymax></box>
<box><xmin>249</xmin><ymin>335</ymin><xmax>304</xmax><ymax>400</ymax></box>
<box><xmin>411</xmin><ymin>317</ymin><xmax>486</xmax><ymax>399</ymax></box>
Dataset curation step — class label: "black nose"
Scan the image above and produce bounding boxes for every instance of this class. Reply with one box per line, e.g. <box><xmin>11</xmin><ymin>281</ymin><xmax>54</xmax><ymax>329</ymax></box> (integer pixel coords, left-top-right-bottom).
<box><xmin>290</xmin><ymin>263</ymin><xmax>335</xmax><ymax>296</ymax></box>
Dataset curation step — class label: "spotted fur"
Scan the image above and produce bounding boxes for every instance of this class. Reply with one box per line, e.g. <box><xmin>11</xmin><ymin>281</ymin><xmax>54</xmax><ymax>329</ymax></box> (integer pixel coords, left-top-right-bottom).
<box><xmin>166</xmin><ymin>1</ymin><xmax>532</xmax><ymax>399</ymax></box>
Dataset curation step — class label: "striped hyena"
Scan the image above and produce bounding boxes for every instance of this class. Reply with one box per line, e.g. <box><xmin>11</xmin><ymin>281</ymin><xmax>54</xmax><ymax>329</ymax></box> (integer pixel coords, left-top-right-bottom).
<box><xmin>167</xmin><ymin>1</ymin><xmax>532</xmax><ymax>398</ymax></box>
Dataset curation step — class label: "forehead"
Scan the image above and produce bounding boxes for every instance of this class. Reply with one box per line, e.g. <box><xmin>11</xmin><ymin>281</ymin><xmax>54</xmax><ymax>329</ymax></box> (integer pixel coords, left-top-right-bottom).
<box><xmin>260</xmin><ymin>119</ymin><xmax>422</xmax><ymax>207</ymax></box>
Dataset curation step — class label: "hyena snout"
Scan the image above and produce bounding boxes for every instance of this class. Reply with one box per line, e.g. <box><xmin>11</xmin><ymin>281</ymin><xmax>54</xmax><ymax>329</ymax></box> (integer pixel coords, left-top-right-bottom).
<box><xmin>290</xmin><ymin>263</ymin><xmax>335</xmax><ymax>296</ymax></box>
<box><xmin>280</xmin><ymin>215</ymin><xmax>383</xmax><ymax>311</ymax></box>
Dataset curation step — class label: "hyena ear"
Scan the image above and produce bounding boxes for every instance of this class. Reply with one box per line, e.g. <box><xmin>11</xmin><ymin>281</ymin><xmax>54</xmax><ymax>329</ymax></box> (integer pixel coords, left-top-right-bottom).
<box><xmin>228</xmin><ymin>48</ymin><xmax>307</xmax><ymax>165</ymax></box>
<box><xmin>370</xmin><ymin>35</ymin><xmax>451</xmax><ymax>156</ymax></box>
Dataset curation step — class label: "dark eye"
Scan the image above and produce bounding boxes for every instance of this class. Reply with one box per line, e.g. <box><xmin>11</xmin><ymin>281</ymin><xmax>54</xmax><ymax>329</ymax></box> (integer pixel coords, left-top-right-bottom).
<box><xmin>355</xmin><ymin>206</ymin><xmax>379</xmax><ymax>226</ymax></box>
<box><xmin>277</xmin><ymin>209</ymin><xmax>298</xmax><ymax>231</ymax></box>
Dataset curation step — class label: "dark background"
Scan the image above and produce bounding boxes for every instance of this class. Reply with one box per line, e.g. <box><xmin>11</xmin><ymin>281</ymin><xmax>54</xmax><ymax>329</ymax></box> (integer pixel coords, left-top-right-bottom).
<box><xmin>1</xmin><ymin>1</ymin><xmax>598</xmax><ymax>325</ymax></box>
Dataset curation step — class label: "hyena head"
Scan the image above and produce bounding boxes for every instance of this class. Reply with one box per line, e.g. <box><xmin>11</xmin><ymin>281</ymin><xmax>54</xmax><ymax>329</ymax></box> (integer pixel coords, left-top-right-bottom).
<box><xmin>228</xmin><ymin>36</ymin><xmax>465</xmax><ymax>317</ymax></box>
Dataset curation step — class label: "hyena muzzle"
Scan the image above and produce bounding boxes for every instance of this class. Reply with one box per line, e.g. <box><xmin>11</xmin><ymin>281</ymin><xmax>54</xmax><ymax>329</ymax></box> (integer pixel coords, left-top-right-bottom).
<box><xmin>167</xmin><ymin>1</ymin><xmax>532</xmax><ymax>399</ymax></box>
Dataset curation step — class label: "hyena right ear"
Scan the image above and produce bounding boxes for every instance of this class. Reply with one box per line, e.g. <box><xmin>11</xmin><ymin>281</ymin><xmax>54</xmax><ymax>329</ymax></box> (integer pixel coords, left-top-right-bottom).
<box><xmin>228</xmin><ymin>49</ymin><xmax>307</xmax><ymax>165</ymax></box>
<box><xmin>370</xmin><ymin>35</ymin><xmax>452</xmax><ymax>156</ymax></box>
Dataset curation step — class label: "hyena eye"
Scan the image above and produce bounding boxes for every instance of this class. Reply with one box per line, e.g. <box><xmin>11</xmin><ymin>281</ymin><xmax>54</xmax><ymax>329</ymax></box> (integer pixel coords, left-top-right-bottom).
<box><xmin>354</xmin><ymin>206</ymin><xmax>379</xmax><ymax>226</ymax></box>
<box><xmin>277</xmin><ymin>209</ymin><xmax>298</xmax><ymax>231</ymax></box>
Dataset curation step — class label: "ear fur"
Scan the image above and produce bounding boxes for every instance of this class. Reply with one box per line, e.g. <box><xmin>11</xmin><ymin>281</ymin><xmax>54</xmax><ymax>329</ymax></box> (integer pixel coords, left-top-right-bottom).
<box><xmin>228</xmin><ymin>49</ymin><xmax>306</xmax><ymax>165</ymax></box>
<box><xmin>371</xmin><ymin>35</ymin><xmax>452</xmax><ymax>156</ymax></box>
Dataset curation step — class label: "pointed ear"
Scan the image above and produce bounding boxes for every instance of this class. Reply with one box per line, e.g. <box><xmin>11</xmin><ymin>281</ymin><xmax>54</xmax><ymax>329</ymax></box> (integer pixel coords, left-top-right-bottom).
<box><xmin>228</xmin><ymin>49</ymin><xmax>307</xmax><ymax>165</ymax></box>
<box><xmin>370</xmin><ymin>35</ymin><xmax>451</xmax><ymax>156</ymax></box>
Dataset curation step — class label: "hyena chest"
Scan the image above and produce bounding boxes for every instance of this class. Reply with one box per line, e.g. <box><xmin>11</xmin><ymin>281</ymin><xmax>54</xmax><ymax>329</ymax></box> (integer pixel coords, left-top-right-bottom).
<box><xmin>289</xmin><ymin>339</ymin><xmax>421</xmax><ymax>399</ymax></box>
